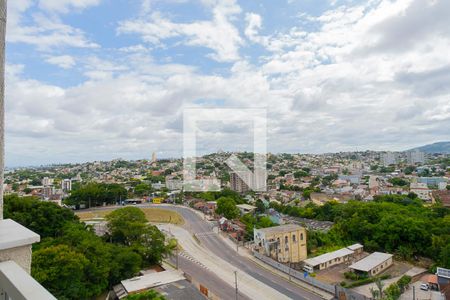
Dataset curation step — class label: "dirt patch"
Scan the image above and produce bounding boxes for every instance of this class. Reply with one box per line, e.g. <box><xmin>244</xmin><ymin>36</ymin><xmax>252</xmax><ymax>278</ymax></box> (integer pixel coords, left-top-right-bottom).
<box><xmin>76</xmin><ymin>207</ymin><xmax>184</xmax><ymax>225</ymax></box>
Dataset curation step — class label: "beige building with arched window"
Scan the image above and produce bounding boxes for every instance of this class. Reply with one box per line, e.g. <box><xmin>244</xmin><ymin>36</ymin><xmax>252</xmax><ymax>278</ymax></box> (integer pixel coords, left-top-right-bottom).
<box><xmin>254</xmin><ymin>224</ymin><xmax>307</xmax><ymax>263</ymax></box>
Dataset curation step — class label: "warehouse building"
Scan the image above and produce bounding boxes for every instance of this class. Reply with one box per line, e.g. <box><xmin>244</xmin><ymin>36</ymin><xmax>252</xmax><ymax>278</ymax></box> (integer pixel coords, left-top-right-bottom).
<box><xmin>349</xmin><ymin>252</ymin><xmax>393</xmax><ymax>277</ymax></box>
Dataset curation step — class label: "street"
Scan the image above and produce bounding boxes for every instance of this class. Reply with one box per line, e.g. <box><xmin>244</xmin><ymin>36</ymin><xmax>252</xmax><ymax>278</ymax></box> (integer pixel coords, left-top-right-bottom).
<box><xmin>81</xmin><ymin>204</ymin><xmax>328</xmax><ymax>299</ymax></box>
<box><xmin>149</xmin><ymin>204</ymin><xmax>326</xmax><ymax>300</ymax></box>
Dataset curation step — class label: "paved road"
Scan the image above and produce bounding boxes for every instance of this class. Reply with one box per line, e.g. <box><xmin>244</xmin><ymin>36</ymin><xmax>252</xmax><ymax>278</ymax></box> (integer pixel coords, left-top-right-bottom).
<box><xmin>80</xmin><ymin>204</ymin><xmax>325</xmax><ymax>300</ymax></box>
<box><xmin>168</xmin><ymin>251</ymin><xmax>250</xmax><ymax>300</ymax></box>
<box><xmin>149</xmin><ymin>204</ymin><xmax>324</xmax><ymax>300</ymax></box>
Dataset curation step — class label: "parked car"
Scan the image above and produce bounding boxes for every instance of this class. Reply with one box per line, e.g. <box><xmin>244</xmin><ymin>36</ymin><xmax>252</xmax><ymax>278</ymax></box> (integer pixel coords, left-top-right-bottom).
<box><xmin>420</xmin><ymin>283</ymin><xmax>429</xmax><ymax>291</ymax></box>
<box><xmin>302</xmin><ymin>265</ymin><xmax>314</xmax><ymax>273</ymax></box>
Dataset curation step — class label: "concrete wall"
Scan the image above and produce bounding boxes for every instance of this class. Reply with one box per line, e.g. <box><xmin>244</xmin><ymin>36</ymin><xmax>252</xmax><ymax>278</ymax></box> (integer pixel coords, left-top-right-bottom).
<box><xmin>369</xmin><ymin>257</ymin><xmax>393</xmax><ymax>276</ymax></box>
<box><xmin>0</xmin><ymin>245</ymin><xmax>33</xmax><ymax>274</ymax></box>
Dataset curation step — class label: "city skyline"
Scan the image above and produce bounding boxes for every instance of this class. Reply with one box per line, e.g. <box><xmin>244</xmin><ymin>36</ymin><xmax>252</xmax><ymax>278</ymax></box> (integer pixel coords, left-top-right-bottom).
<box><xmin>6</xmin><ymin>0</ymin><xmax>450</xmax><ymax>166</ymax></box>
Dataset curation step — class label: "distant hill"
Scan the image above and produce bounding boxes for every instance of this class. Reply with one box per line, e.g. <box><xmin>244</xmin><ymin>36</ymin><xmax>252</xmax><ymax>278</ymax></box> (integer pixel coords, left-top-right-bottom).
<box><xmin>408</xmin><ymin>141</ymin><xmax>450</xmax><ymax>154</ymax></box>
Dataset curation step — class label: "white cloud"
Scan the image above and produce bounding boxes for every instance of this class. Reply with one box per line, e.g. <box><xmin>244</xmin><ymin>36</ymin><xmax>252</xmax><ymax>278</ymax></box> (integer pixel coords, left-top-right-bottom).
<box><xmin>5</xmin><ymin>0</ymin><xmax>450</xmax><ymax>165</ymax></box>
<box><xmin>38</xmin><ymin>0</ymin><xmax>102</xmax><ymax>14</ymax></box>
<box><xmin>244</xmin><ymin>13</ymin><xmax>263</xmax><ymax>43</ymax></box>
<box><xmin>7</xmin><ymin>1</ymin><xmax>99</xmax><ymax>50</ymax></box>
<box><xmin>45</xmin><ymin>55</ymin><xmax>76</xmax><ymax>69</ymax></box>
<box><xmin>118</xmin><ymin>0</ymin><xmax>243</xmax><ymax>62</ymax></box>
<box><xmin>8</xmin><ymin>13</ymin><xmax>99</xmax><ymax>50</ymax></box>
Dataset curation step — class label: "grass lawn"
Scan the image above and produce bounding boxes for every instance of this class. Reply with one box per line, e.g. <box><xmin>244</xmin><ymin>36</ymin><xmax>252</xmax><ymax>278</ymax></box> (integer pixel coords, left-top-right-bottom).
<box><xmin>76</xmin><ymin>207</ymin><xmax>184</xmax><ymax>225</ymax></box>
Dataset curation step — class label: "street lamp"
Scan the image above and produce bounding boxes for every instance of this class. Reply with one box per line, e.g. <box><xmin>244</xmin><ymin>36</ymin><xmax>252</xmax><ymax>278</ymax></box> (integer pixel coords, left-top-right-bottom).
<box><xmin>234</xmin><ymin>270</ymin><xmax>238</xmax><ymax>300</ymax></box>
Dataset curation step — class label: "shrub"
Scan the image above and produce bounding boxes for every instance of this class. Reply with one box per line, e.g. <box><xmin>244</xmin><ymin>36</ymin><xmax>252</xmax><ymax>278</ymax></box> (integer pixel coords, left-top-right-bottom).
<box><xmin>346</xmin><ymin>275</ymin><xmax>391</xmax><ymax>288</ymax></box>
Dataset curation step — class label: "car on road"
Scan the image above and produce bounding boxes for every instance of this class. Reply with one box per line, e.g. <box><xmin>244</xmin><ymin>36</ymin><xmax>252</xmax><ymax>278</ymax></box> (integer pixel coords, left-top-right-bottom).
<box><xmin>420</xmin><ymin>283</ymin><xmax>429</xmax><ymax>291</ymax></box>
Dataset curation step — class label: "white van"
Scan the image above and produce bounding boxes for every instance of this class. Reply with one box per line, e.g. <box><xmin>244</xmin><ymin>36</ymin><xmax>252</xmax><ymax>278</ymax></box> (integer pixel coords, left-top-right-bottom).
<box><xmin>303</xmin><ymin>265</ymin><xmax>314</xmax><ymax>273</ymax></box>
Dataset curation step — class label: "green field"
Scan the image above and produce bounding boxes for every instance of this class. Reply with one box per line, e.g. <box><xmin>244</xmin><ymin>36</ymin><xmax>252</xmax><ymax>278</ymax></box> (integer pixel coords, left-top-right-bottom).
<box><xmin>76</xmin><ymin>207</ymin><xmax>184</xmax><ymax>225</ymax></box>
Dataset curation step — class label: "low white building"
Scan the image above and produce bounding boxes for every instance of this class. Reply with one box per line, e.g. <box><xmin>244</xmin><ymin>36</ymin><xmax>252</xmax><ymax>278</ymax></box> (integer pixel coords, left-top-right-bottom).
<box><xmin>302</xmin><ymin>243</ymin><xmax>363</xmax><ymax>271</ymax></box>
<box><xmin>349</xmin><ymin>252</ymin><xmax>393</xmax><ymax>277</ymax></box>
<box><xmin>236</xmin><ymin>204</ymin><xmax>257</xmax><ymax>215</ymax></box>
<box><xmin>410</xmin><ymin>182</ymin><xmax>431</xmax><ymax>201</ymax></box>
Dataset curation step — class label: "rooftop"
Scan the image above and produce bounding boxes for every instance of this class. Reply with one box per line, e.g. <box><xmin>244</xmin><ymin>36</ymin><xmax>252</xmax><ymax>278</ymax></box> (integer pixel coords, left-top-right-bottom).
<box><xmin>154</xmin><ymin>279</ymin><xmax>206</xmax><ymax>300</ymax></box>
<box><xmin>255</xmin><ymin>224</ymin><xmax>304</xmax><ymax>235</ymax></box>
<box><xmin>303</xmin><ymin>247</ymin><xmax>354</xmax><ymax>267</ymax></box>
<box><xmin>349</xmin><ymin>252</ymin><xmax>393</xmax><ymax>272</ymax></box>
<box><xmin>236</xmin><ymin>204</ymin><xmax>257</xmax><ymax>210</ymax></box>
<box><xmin>437</xmin><ymin>267</ymin><xmax>450</xmax><ymax>279</ymax></box>
<box><xmin>121</xmin><ymin>270</ymin><xmax>185</xmax><ymax>294</ymax></box>
<box><xmin>0</xmin><ymin>219</ymin><xmax>40</xmax><ymax>250</ymax></box>
<box><xmin>347</xmin><ymin>243</ymin><xmax>363</xmax><ymax>251</ymax></box>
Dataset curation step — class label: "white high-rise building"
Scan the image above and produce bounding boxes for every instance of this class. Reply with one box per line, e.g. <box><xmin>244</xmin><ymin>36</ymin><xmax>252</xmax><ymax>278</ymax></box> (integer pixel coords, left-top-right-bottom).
<box><xmin>62</xmin><ymin>179</ymin><xmax>72</xmax><ymax>192</ymax></box>
<box><xmin>406</xmin><ymin>150</ymin><xmax>425</xmax><ymax>165</ymax></box>
<box><xmin>381</xmin><ymin>152</ymin><xmax>397</xmax><ymax>166</ymax></box>
<box><xmin>230</xmin><ymin>172</ymin><xmax>250</xmax><ymax>193</ymax></box>
<box><xmin>151</xmin><ymin>152</ymin><xmax>157</xmax><ymax>164</ymax></box>
<box><xmin>230</xmin><ymin>170</ymin><xmax>267</xmax><ymax>193</ymax></box>
<box><xmin>42</xmin><ymin>177</ymin><xmax>51</xmax><ymax>186</ymax></box>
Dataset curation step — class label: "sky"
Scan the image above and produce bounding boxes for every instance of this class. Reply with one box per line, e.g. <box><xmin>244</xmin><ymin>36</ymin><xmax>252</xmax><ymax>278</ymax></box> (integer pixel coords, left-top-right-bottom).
<box><xmin>5</xmin><ymin>0</ymin><xmax>450</xmax><ymax>166</ymax></box>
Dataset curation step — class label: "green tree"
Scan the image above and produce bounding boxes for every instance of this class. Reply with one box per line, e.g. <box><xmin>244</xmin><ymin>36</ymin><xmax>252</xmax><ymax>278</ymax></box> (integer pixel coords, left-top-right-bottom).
<box><xmin>66</xmin><ymin>183</ymin><xmax>127</xmax><ymax>208</ymax></box>
<box><xmin>404</xmin><ymin>166</ymin><xmax>416</xmax><ymax>175</ymax></box>
<box><xmin>255</xmin><ymin>199</ymin><xmax>266</xmax><ymax>213</ymax></box>
<box><xmin>388</xmin><ymin>178</ymin><xmax>408</xmax><ymax>187</ymax></box>
<box><xmin>4</xmin><ymin>194</ymin><xmax>78</xmax><ymax>238</ymax></box>
<box><xmin>216</xmin><ymin>197</ymin><xmax>239</xmax><ymax>219</ymax></box>
<box><xmin>106</xmin><ymin>207</ymin><xmax>172</xmax><ymax>266</ymax></box>
<box><xmin>106</xmin><ymin>207</ymin><xmax>148</xmax><ymax>244</ymax></box>
<box><xmin>32</xmin><ymin>245</ymin><xmax>91</xmax><ymax>300</ymax></box>
<box><xmin>134</xmin><ymin>183</ymin><xmax>152</xmax><ymax>196</ymax></box>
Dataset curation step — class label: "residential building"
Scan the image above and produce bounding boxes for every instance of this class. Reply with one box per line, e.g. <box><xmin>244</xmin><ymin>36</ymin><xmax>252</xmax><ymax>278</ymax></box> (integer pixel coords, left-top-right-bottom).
<box><xmin>432</xmin><ymin>190</ymin><xmax>450</xmax><ymax>208</ymax></box>
<box><xmin>349</xmin><ymin>252</ymin><xmax>393</xmax><ymax>277</ymax></box>
<box><xmin>338</xmin><ymin>174</ymin><xmax>361</xmax><ymax>185</ymax></box>
<box><xmin>42</xmin><ymin>185</ymin><xmax>54</xmax><ymax>199</ymax></box>
<box><xmin>302</xmin><ymin>244</ymin><xmax>363</xmax><ymax>272</ymax></box>
<box><xmin>62</xmin><ymin>179</ymin><xmax>72</xmax><ymax>192</ymax></box>
<box><xmin>436</xmin><ymin>267</ymin><xmax>450</xmax><ymax>299</ymax></box>
<box><xmin>410</xmin><ymin>182</ymin><xmax>431</xmax><ymax>201</ymax></box>
<box><xmin>166</xmin><ymin>179</ymin><xmax>182</xmax><ymax>190</ymax></box>
<box><xmin>406</xmin><ymin>150</ymin><xmax>425</xmax><ymax>165</ymax></box>
<box><xmin>381</xmin><ymin>152</ymin><xmax>397</xmax><ymax>166</ymax></box>
<box><xmin>230</xmin><ymin>170</ymin><xmax>267</xmax><ymax>193</ymax></box>
<box><xmin>254</xmin><ymin>224</ymin><xmax>307</xmax><ymax>264</ymax></box>
<box><xmin>113</xmin><ymin>269</ymin><xmax>205</xmax><ymax>300</ymax></box>
<box><xmin>230</xmin><ymin>172</ymin><xmax>250</xmax><ymax>193</ymax></box>
<box><xmin>236</xmin><ymin>204</ymin><xmax>257</xmax><ymax>215</ymax></box>
<box><xmin>418</xmin><ymin>177</ymin><xmax>448</xmax><ymax>187</ymax></box>
<box><xmin>41</xmin><ymin>176</ymin><xmax>52</xmax><ymax>186</ymax></box>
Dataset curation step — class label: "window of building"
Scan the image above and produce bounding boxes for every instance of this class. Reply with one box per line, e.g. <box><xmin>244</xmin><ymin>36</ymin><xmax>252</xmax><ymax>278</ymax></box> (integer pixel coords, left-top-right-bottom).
<box><xmin>285</xmin><ymin>236</ymin><xmax>288</xmax><ymax>244</ymax></box>
<box><xmin>292</xmin><ymin>234</ymin><xmax>296</xmax><ymax>242</ymax></box>
<box><xmin>300</xmin><ymin>233</ymin><xmax>304</xmax><ymax>240</ymax></box>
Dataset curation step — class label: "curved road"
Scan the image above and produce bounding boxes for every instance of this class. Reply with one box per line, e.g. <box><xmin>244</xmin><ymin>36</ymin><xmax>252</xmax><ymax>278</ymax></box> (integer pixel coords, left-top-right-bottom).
<box><xmin>81</xmin><ymin>204</ymin><xmax>325</xmax><ymax>300</ymax></box>
<box><xmin>147</xmin><ymin>204</ymin><xmax>324</xmax><ymax>300</ymax></box>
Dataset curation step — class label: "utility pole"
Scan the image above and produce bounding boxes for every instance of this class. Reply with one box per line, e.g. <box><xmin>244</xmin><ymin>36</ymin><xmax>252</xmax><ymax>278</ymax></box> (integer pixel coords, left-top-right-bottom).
<box><xmin>0</xmin><ymin>0</ymin><xmax>6</xmax><ymax>220</ymax></box>
<box><xmin>234</xmin><ymin>270</ymin><xmax>238</xmax><ymax>300</ymax></box>
<box><xmin>412</xmin><ymin>285</ymin><xmax>415</xmax><ymax>300</ymax></box>
<box><xmin>175</xmin><ymin>239</ymin><xmax>179</xmax><ymax>269</ymax></box>
<box><xmin>288</xmin><ymin>262</ymin><xmax>291</xmax><ymax>281</ymax></box>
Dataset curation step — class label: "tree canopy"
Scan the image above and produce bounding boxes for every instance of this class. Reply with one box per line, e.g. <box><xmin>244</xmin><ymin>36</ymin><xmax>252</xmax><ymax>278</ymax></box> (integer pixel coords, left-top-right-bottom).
<box><xmin>4</xmin><ymin>195</ymin><xmax>171</xmax><ymax>299</ymax></box>
<box><xmin>271</xmin><ymin>195</ymin><xmax>450</xmax><ymax>268</ymax></box>
<box><xmin>66</xmin><ymin>182</ymin><xmax>127</xmax><ymax>208</ymax></box>
<box><xmin>216</xmin><ymin>197</ymin><xmax>240</xmax><ymax>219</ymax></box>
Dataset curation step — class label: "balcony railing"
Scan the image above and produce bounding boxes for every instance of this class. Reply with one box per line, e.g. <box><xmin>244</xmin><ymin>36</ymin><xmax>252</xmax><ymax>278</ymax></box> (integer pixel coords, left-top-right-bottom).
<box><xmin>0</xmin><ymin>219</ymin><xmax>56</xmax><ymax>300</ymax></box>
<box><xmin>0</xmin><ymin>260</ymin><xmax>56</xmax><ymax>300</ymax></box>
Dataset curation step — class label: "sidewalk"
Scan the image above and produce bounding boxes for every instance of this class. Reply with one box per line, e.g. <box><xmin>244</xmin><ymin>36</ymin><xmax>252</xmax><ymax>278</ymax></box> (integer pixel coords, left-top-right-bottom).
<box><xmin>216</xmin><ymin>231</ymin><xmax>335</xmax><ymax>300</ymax></box>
